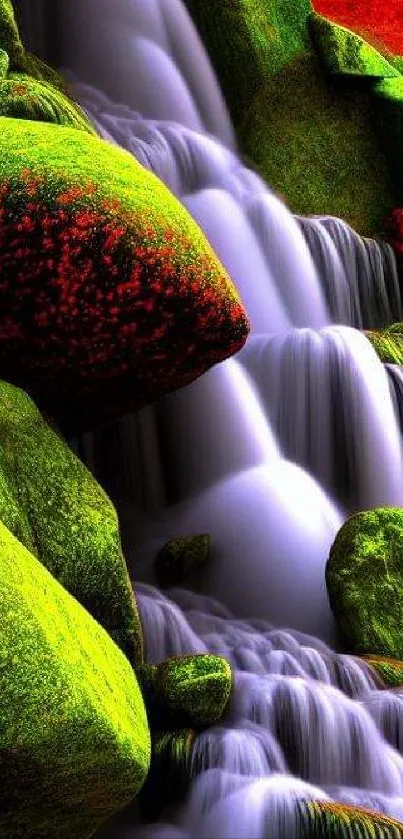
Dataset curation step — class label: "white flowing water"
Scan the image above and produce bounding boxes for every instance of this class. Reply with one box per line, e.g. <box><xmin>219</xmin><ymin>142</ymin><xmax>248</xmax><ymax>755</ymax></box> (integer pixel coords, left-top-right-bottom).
<box><xmin>35</xmin><ymin>0</ymin><xmax>403</xmax><ymax>835</ymax></box>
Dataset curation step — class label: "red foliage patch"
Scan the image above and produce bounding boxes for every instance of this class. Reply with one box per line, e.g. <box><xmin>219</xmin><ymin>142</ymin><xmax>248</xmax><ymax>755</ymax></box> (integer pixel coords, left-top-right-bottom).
<box><xmin>313</xmin><ymin>0</ymin><xmax>403</xmax><ymax>56</ymax></box>
<box><xmin>0</xmin><ymin>174</ymin><xmax>248</xmax><ymax>432</ymax></box>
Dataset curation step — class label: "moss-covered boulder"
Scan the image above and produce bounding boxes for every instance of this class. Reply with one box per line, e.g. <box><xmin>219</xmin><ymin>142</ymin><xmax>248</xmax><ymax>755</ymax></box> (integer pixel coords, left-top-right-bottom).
<box><xmin>0</xmin><ymin>116</ymin><xmax>248</xmax><ymax>432</ymax></box>
<box><xmin>0</xmin><ymin>0</ymin><xmax>94</xmax><ymax>131</ymax></box>
<box><xmin>0</xmin><ymin>379</ymin><xmax>143</xmax><ymax>667</ymax></box>
<box><xmin>0</xmin><ymin>519</ymin><xmax>151</xmax><ymax>838</ymax></box>
<box><xmin>365</xmin><ymin>324</ymin><xmax>403</xmax><ymax>364</ymax></box>
<box><xmin>184</xmin><ymin>0</ymin><xmax>397</xmax><ymax>234</ymax></box>
<box><xmin>301</xmin><ymin>800</ymin><xmax>403</xmax><ymax>837</ymax></box>
<box><xmin>309</xmin><ymin>13</ymin><xmax>399</xmax><ymax>78</ymax></box>
<box><xmin>362</xmin><ymin>655</ymin><xmax>403</xmax><ymax>688</ymax></box>
<box><xmin>326</xmin><ymin>508</ymin><xmax>403</xmax><ymax>657</ymax></box>
<box><xmin>155</xmin><ymin>534</ymin><xmax>211</xmax><ymax>588</ymax></box>
<box><xmin>140</xmin><ymin>654</ymin><xmax>233</xmax><ymax>729</ymax></box>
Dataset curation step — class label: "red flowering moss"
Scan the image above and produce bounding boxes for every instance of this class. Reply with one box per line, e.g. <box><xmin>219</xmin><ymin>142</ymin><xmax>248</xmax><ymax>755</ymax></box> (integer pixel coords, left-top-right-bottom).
<box><xmin>0</xmin><ymin>118</ymin><xmax>249</xmax><ymax>432</ymax></box>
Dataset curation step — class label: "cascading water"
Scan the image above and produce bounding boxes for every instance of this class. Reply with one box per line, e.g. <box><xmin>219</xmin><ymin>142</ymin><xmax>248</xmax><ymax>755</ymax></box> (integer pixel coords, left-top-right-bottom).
<box><xmin>31</xmin><ymin>0</ymin><xmax>403</xmax><ymax>835</ymax></box>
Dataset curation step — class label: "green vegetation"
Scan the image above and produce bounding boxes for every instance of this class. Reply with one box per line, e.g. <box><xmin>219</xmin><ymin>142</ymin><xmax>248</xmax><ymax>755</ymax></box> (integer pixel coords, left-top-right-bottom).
<box><xmin>184</xmin><ymin>0</ymin><xmax>401</xmax><ymax>235</ymax></box>
<box><xmin>155</xmin><ymin>534</ymin><xmax>211</xmax><ymax>588</ymax></box>
<box><xmin>365</xmin><ymin>324</ymin><xmax>403</xmax><ymax>364</ymax></box>
<box><xmin>326</xmin><ymin>508</ymin><xmax>403</xmax><ymax>657</ymax></box>
<box><xmin>302</xmin><ymin>800</ymin><xmax>403</xmax><ymax>837</ymax></box>
<box><xmin>0</xmin><ymin>379</ymin><xmax>144</xmax><ymax>667</ymax></box>
<box><xmin>0</xmin><ymin>519</ymin><xmax>150</xmax><ymax>839</ymax></box>
<box><xmin>362</xmin><ymin>655</ymin><xmax>403</xmax><ymax>688</ymax></box>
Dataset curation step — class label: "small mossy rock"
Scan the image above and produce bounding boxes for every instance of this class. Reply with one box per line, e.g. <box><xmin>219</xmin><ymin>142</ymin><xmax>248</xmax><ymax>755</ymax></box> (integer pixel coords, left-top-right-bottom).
<box><xmin>155</xmin><ymin>534</ymin><xmax>211</xmax><ymax>588</ymax></box>
<box><xmin>362</xmin><ymin>655</ymin><xmax>403</xmax><ymax>688</ymax></box>
<box><xmin>139</xmin><ymin>729</ymin><xmax>195</xmax><ymax>820</ymax></box>
<box><xmin>365</xmin><ymin>324</ymin><xmax>403</xmax><ymax>365</ymax></box>
<box><xmin>153</xmin><ymin>654</ymin><xmax>233</xmax><ymax>727</ymax></box>
<box><xmin>309</xmin><ymin>13</ymin><xmax>400</xmax><ymax>78</ymax></box>
<box><xmin>0</xmin><ymin>379</ymin><xmax>144</xmax><ymax>668</ymax></box>
<box><xmin>301</xmin><ymin>800</ymin><xmax>403</xmax><ymax>837</ymax></box>
<box><xmin>0</xmin><ymin>72</ymin><xmax>96</xmax><ymax>131</ymax></box>
<box><xmin>0</xmin><ymin>520</ymin><xmax>151</xmax><ymax>839</ymax></box>
<box><xmin>326</xmin><ymin>508</ymin><xmax>403</xmax><ymax>657</ymax></box>
<box><xmin>0</xmin><ymin>117</ymin><xmax>248</xmax><ymax>433</ymax></box>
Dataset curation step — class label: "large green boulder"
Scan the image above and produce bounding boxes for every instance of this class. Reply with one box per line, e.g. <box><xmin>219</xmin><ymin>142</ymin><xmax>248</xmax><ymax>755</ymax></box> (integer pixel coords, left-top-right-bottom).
<box><xmin>0</xmin><ymin>520</ymin><xmax>151</xmax><ymax>838</ymax></box>
<box><xmin>183</xmin><ymin>0</ymin><xmax>398</xmax><ymax>234</ymax></box>
<box><xmin>0</xmin><ymin>116</ymin><xmax>248</xmax><ymax>433</ymax></box>
<box><xmin>0</xmin><ymin>379</ymin><xmax>144</xmax><ymax>668</ymax></box>
<box><xmin>326</xmin><ymin>508</ymin><xmax>403</xmax><ymax>657</ymax></box>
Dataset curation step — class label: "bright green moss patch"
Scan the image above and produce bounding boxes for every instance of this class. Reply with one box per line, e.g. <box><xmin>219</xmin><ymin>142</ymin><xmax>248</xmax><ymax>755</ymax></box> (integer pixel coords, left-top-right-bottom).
<box><xmin>0</xmin><ymin>0</ymin><xmax>25</xmax><ymax>71</ymax></box>
<box><xmin>0</xmin><ymin>520</ymin><xmax>151</xmax><ymax>838</ymax></box>
<box><xmin>154</xmin><ymin>653</ymin><xmax>233</xmax><ymax>727</ymax></box>
<box><xmin>326</xmin><ymin>508</ymin><xmax>403</xmax><ymax>657</ymax></box>
<box><xmin>309</xmin><ymin>14</ymin><xmax>399</xmax><ymax>78</ymax></box>
<box><xmin>184</xmin><ymin>0</ymin><xmax>397</xmax><ymax>235</ymax></box>
<box><xmin>302</xmin><ymin>800</ymin><xmax>403</xmax><ymax>837</ymax></box>
<box><xmin>0</xmin><ymin>72</ymin><xmax>95</xmax><ymax>130</ymax></box>
<box><xmin>0</xmin><ymin>379</ymin><xmax>144</xmax><ymax>667</ymax></box>
<box><xmin>365</xmin><ymin>324</ymin><xmax>403</xmax><ymax>364</ymax></box>
<box><xmin>155</xmin><ymin>534</ymin><xmax>211</xmax><ymax>588</ymax></box>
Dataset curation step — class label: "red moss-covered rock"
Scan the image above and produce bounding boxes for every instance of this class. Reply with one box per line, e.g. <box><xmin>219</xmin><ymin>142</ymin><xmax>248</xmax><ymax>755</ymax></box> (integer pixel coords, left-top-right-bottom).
<box><xmin>0</xmin><ymin>118</ymin><xmax>249</xmax><ymax>433</ymax></box>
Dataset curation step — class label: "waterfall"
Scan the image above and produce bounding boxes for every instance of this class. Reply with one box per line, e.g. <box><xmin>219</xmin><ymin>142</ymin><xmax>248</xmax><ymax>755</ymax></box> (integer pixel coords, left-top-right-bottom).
<box><xmin>40</xmin><ymin>0</ymin><xmax>403</xmax><ymax>836</ymax></box>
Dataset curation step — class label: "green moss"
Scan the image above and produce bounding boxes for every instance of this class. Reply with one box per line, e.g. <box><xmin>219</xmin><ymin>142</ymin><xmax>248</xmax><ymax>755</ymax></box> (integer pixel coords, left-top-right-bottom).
<box><xmin>326</xmin><ymin>508</ymin><xmax>403</xmax><ymax>658</ymax></box>
<box><xmin>0</xmin><ymin>379</ymin><xmax>144</xmax><ymax>668</ymax></box>
<box><xmin>184</xmin><ymin>0</ymin><xmax>397</xmax><ymax>235</ymax></box>
<box><xmin>155</xmin><ymin>534</ymin><xmax>211</xmax><ymax>588</ymax></box>
<box><xmin>309</xmin><ymin>14</ymin><xmax>399</xmax><ymax>78</ymax></box>
<box><xmin>0</xmin><ymin>0</ymin><xmax>26</xmax><ymax>71</ymax></box>
<box><xmin>302</xmin><ymin>800</ymin><xmax>403</xmax><ymax>837</ymax></box>
<box><xmin>153</xmin><ymin>653</ymin><xmax>233</xmax><ymax>727</ymax></box>
<box><xmin>365</xmin><ymin>324</ymin><xmax>403</xmax><ymax>364</ymax></box>
<box><xmin>362</xmin><ymin>655</ymin><xmax>403</xmax><ymax>688</ymax></box>
<box><xmin>0</xmin><ymin>519</ymin><xmax>151</xmax><ymax>838</ymax></box>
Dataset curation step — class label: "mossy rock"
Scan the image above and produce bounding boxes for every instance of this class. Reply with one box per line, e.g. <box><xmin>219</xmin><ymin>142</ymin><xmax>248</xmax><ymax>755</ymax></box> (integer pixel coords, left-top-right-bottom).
<box><xmin>0</xmin><ymin>0</ymin><xmax>93</xmax><ymax>131</ymax></box>
<box><xmin>0</xmin><ymin>519</ymin><xmax>151</xmax><ymax>838</ymax></box>
<box><xmin>362</xmin><ymin>655</ymin><xmax>403</xmax><ymax>688</ymax></box>
<box><xmin>0</xmin><ymin>117</ymin><xmax>248</xmax><ymax>433</ymax></box>
<box><xmin>301</xmin><ymin>800</ymin><xmax>403</xmax><ymax>837</ymax></box>
<box><xmin>0</xmin><ymin>379</ymin><xmax>144</xmax><ymax>668</ymax></box>
<box><xmin>155</xmin><ymin>534</ymin><xmax>211</xmax><ymax>588</ymax></box>
<box><xmin>139</xmin><ymin>729</ymin><xmax>195</xmax><ymax>820</ymax></box>
<box><xmin>140</xmin><ymin>654</ymin><xmax>233</xmax><ymax>728</ymax></box>
<box><xmin>183</xmin><ymin>0</ymin><xmax>397</xmax><ymax>235</ymax></box>
<box><xmin>326</xmin><ymin>508</ymin><xmax>403</xmax><ymax>657</ymax></box>
<box><xmin>309</xmin><ymin>14</ymin><xmax>399</xmax><ymax>78</ymax></box>
<box><xmin>365</xmin><ymin>324</ymin><xmax>403</xmax><ymax>364</ymax></box>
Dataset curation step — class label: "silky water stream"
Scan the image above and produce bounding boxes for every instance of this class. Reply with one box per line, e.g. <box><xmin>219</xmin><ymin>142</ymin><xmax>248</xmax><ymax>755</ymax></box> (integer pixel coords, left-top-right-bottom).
<box><xmin>24</xmin><ymin>0</ymin><xmax>403</xmax><ymax>834</ymax></box>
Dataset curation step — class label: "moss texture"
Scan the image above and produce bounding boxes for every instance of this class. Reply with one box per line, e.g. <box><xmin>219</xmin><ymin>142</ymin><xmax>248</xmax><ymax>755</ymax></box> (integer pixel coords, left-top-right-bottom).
<box><xmin>362</xmin><ymin>655</ymin><xmax>403</xmax><ymax>688</ymax></box>
<box><xmin>301</xmin><ymin>800</ymin><xmax>403</xmax><ymax>837</ymax></box>
<box><xmin>153</xmin><ymin>654</ymin><xmax>233</xmax><ymax>728</ymax></box>
<box><xmin>309</xmin><ymin>13</ymin><xmax>399</xmax><ymax>78</ymax></box>
<box><xmin>184</xmin><ymin>0</ymin><xmax>397</xmax><ymax>235</ymax></box>
<box><xmin>326</xmin><ymin>508</ymin><xmax>403</xmax><ymax>657</ymax></box>
<box><xmin>365</xmin><ymin>324</ymin><xmax>403</xmax><ymax>364</ymax></box>
<box><xmin>155</xmin><ymin>534</ymin><xmax>211</xmax><ymax>588</ymax></box>
<box><xmin>0</xmin><ymin>0</ymin><xmax>94</xmax><ymax>131</ymax></box>
<box><xmin>0</xmin><ymin>519</ymin><xmax>151</xmax><ymax>839</ymax></box>
<box><xmin>0</xmin><ymin>116</ymin><xmax>248</xmax><ymax>433</ymax></box>
<box><xmin>0</xmin><ymin>378</ymin><xmax>144</xmax><ymax>668</ymax></box>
